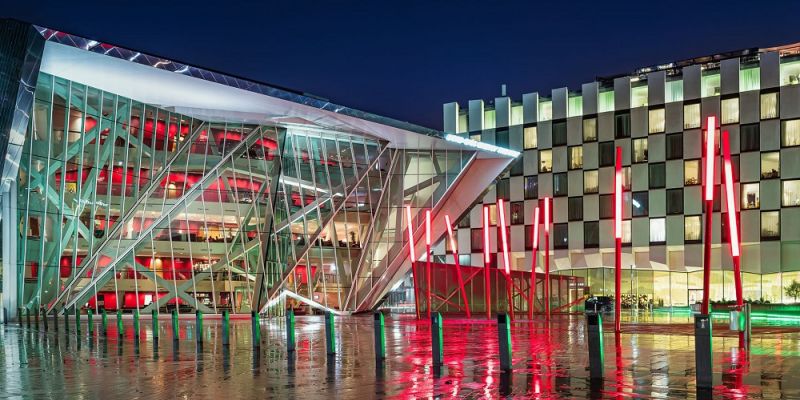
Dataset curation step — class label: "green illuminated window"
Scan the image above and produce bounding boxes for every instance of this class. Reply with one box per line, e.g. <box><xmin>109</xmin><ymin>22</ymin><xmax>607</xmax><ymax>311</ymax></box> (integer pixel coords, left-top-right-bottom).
<box><xmin>598</xmin><ymin>89</ymin><xmax>614</xmax><ymax>113</ymax></box>
<box><xmin>739</xmin><ymin>64</ymin><xmax>760</xmax><ymax>91</ymax></box>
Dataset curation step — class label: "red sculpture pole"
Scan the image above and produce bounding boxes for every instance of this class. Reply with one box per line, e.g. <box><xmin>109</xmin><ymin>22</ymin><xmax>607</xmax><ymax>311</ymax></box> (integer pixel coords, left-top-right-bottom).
<box><xmin>445</xmin><ymin>214</ymin><xmax>471</xmax><ymax>319</ymax></box>
<box><xmin>721</xmin><ymin>130</ymin><xmax>743</xmax><ymax>307</ymax></box>
<box><xmin>614</xmin><ymin>146</ymin><xmax>623</xmax><ymax>333</ymax></box>
<box><xmin>702</xmin><ymin>116</ymin><xmax>717</xmax><ymax>315</ymax></box>
<box><xmin>529</xmin><ymin>206</ymin><xmax>540</xmax><ymax>320</ymax></box>
<box><xmin>483</xmin><ymin>205</ymin><xmax>491</xmax><ymax>319</ymax></box>
<box><xmin>544</xmin><ymin>197</ymin><xmax>551</xmax><ymax>321</ymax></box>
<box><xmin>425</xmin><ymin>210</ymin><xmax>432</xmax><ymax>319</ymax></box>
<box><xmin>498</xmin><ymin>199</ymin><xmax>514</xmax><ymax>320</ymax></box>
<box><xmin>405</xmin><ymin>205</ymin><xmax>421</xmax><ymax>320</ymax></box>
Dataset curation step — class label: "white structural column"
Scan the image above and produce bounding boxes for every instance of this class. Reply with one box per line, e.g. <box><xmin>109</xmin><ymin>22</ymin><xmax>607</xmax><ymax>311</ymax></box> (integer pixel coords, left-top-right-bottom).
<box><xmin>1</xmin><ymin>180</ymin><xmax>19</xmax><ymax>322</ymax></box>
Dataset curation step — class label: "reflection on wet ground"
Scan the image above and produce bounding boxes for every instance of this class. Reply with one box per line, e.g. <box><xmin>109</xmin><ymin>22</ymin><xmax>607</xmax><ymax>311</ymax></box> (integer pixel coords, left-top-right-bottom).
<box><xmin>2</xmin><ymin>313</ymin><xmax>800</xmax><ymax>399</ymax></box>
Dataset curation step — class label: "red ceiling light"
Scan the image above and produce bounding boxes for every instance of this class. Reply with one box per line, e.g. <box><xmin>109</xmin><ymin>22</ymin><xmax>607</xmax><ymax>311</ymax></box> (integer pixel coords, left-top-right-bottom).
<box><xmin>497</xmin><ymin>199</ymin><xmax>511</xmax><ymax>275</ymax></box>
<box><xmin>722</xmin><ymin>130</ymin><xmax>740</xmax><ymax>257</ymax></box>
<box><xmin>405</xmin><ymin>205</ymin><xmax>416</xmax><ymax>261</ymax></box>
<box><xmin>705</xmin><ymin>116</ymin><xmax>717</xmax><ymax>201</ymax></box>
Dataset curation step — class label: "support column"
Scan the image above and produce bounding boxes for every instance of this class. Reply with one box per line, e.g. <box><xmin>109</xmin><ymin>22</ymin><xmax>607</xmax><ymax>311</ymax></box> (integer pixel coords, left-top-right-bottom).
<box><xmin>1</xmin><ymin>181</ymin><xmax>18</xmax><ymax>323</ymax></box>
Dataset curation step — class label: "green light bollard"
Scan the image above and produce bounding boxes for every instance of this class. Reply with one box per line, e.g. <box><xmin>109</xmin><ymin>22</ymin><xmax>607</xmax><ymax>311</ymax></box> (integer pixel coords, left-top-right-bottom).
<box><xmin>587</xmin><ymin>312</ymin><xmax>604</xmax><ymax>381</ymax></box>
<box><xmin>171</xmin><ymin>310</ymin><xmax>179</xmax><ymax>342</ymax></box>
<box><xmin>133</xmin><ymin>310</ymin><xmax>140</xmax><ymax>341</ymax></box>
<box><xmin>87</xmin><ymin>309</ymin><xmax>94</xmax><ymax>336</ymax></box>
<box><xmin>497</xmin><ymin>313</ymin><xmax>512</xmax><ymax>372</ymax></box>
<box><xmin>251</xmin><ymin>311</ymin><xmax>261</xmax><ymax>348</ymax></box>
<box><xmin>374</xmin><ymin>312</ymin><xmax>386</xmax><ymax>362</ymax></box>
<box><xmin>324</xmin><ymin>311</ymin><xmax>336</xmax><ymax>356</ymax></box>
<box><xmin>222</xmin><ymin>310</ymin><xmax>230</xmax><ymax>346</ymax></box>
<box><xmin>431</xmin><ymin>312</ymin><xmax>444</xmax><ymax>368</ymax></box>
<box><xmin>152</xmin><ymin>309</ymin><xmax>159</xmax><ymax>341</ymax></box>
<box><xmin>75</xmin><ymin>307</ymin><xmax>81</xmax><ymax>336</ymax></box>
<box><xmin>117</xmin><ymin>310</ymin><xmax>123</xmax><ymax>338</ymax></box>
<box><xmin>101</xmin><ymin>309</ymin><xmax>108</xmax><ymax>336</ymax></box>
<box><xmin>286</xmin><ymin>310</ymin><xmax>296</xmax><ymax>352</ymax></box>
<box><xmin>195</xmin><ymin>311</ymin><xmax>203</xmax><ymax>344</ymax></box>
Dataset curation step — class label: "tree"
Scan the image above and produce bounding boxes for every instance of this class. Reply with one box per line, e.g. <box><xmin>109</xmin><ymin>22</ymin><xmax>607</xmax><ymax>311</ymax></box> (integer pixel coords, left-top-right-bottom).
<box><xmin>785</xmin><ymin>280</ymin><xmax>800</xmax><ymax>303</ymax></box>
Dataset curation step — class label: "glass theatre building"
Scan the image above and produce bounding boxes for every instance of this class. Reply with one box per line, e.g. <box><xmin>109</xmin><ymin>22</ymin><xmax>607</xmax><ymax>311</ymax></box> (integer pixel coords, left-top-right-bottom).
<box><xmin>443</xmin><ymin>41</ymin><xmax>800</xmax><ymax>310</ymax></box>
<box><xmin>0</xmin><ymin>20</ymin><xmax>517</xmax><ymax>320</ymax></box>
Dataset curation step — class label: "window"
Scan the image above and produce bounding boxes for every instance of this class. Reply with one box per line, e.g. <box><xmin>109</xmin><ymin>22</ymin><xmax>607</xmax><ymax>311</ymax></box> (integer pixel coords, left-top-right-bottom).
<box><xmin>583</xmin><ymin>118</ymin><xmax>597</xmax><ymax>142</ymax></box>
<box><xmin>497</xmin><ymin>178</ymin><xmax>510</xmax><ymax>201</ymax></box>
<box><xmin>599</xmin><ymin>89</ymin><xmax>615</xmax><ymax>113</ymax></box>
<box><xmin>569</xmin><ymin>146</ymin><xmax>583</xmax><ymax>170</ymax></box>
<box><xmin>496</xmin><ymin>129</ymin><xmax>509</xmax><ymax>148</ymax></box>
<box><xmin>761</xmin><ymin>211</ymin><xmax>780</xmax><ymax>240</ymax></box>
<box><xmin>721</xmin><ymin>97</ymin><xmax>739</xmax><ymax>124</ymax></box>
<box><xmin>568</xmin><ymin>95</ymin><xmax>583</xmax><ymax>117</ymax></box>
<box><xmin>701</xmin><ymin>70</ymin><xmax>720</xmax><ymax>97</ymax></box>
<box><xmin>458</xmin><ymin>113</ymin><xmax>468</xmax><ymax>133</ymax></box>
<box><xmin>484</xmin><ymin>109</ymin><xmax>496</xmax><ymax>129</ymax></box>
<box><xmin>666</xmin><ymin>133</ymin><xmax>683</xmax><ymax>160</ymax></box>
<box><xmin>782</xmin><ymin>119</ymin><xmax>800</xmax><ymax>147</ymax></box>
<box><xmin>511</xmin><ymin>105</ymin><xmax>523</xmax><ymax>126</ymax></box>
<box><xmin>781</xmin><ymin>57</ymin><xmax>800</xmax><ymax>85</ymax></box>
<box><xmin>623</xmin><ymin>166</ymin><xmax>631</xmax><ymax>190</ymax></box>
<box><xmin>487</xmin><ymin>204</ymin><xmax>498</xmax><ymax>225</ymax></box>
<box><xmin>740</xmin><ymin>65</ymin><xmax>760</xmax><ymax>92</ymax></box>
<box><xmin>632</xmin><ymin>192</ymin><xmax>649</xmax><ymax>217</ymax></box>
<box><xmin>667</xmin><ymin>189</ymin><xmax>684</xmax><ymax>214</ymax></box>
<box><xmin>568</xmin><ymin>197</ymin><xmax>583</xmax><ymax>221</ymax></box>
<box><xmin>553</xmin><ymin>173</ymin><xmax>568</xmax><ymax>197</ymax></box>
<box><xmin>524</xmin><ymin>176</ymin><xmax>538</xmax><ymax>199</ymax></box>
<box><xmin>470</xmin><ymin>134</ymin><xmax>481</xmax><ymax>142</ymax></box>
<box><xmin>599</xmin><ymin>195</ymin><xmax>613</xmax><ymax>219</ymax></box>
<box><xmin>553</xmin><ymin>121</ymin><xmax>567</xmax><ymax>146</ymax></box>
<box><xmin>650</xmin><ymin>218</ymin><xmax>666</xmax><ymax>243</ymax></box>
<box><xmin>740</xmin><ymin>124</ymin><xmax>759</xmax><ymax>152</ymax></box>
<box><xmin>685</xmin><ymin>160</ymin><xmax>700</xmax><ymax>185</ymax></box>
<box><xmin>684</xmin><ymin>103</ymin><xmax>701</xmax><ymax>129</ymax></box>
<box><xmin>633</xmin><ymin>138</ymin><xmax>648</xmax><ymax>163</ymax></box>
<box><xmin>471</xmin><ymin>228</ymin><xmax>483</xmax><ymax>252</ymax></box>
<box><xmin>525</xmin><ymin>225</ymin><xmax>534</xmax><ymax>250</ymax></box>
<box><xmin>510</xmin><ymin>159</ymin><xmax>523</xmax><ymax>176</ymax></box>
<box><xmin>511</xmin><ymin>202</ymin><xmax>524</xmax><ymax>225</ymax></box>
<box><xmin>666</xmin><ymin>78</ymin><xmax>683</xmax><ymax>103</ymax></box>
<box><xmin>761</xmin><ymin>152</ymin><xmax>780</xmax><ymax>179</ymax></box>
<box><xmin>553</xmin><ymin>223</ymin><xmax>568</xmax><ymax>249</ymax></box>
<box><xmin>539</xmin><ymin>150</ymin><xmax>552</xmax><ymax>172</ymax></box>
<box><xmin>622</xmin><ymin>220</ymin><xmax>632</xmax><ymax>244</ymax></box>
<box><xmin>584</xmin><ymin>170</ymin><xmax>599</xmax><ymax>194</ymax></box>
<box><xmin>761</xmin><ymin>92</ymin><xmax>778</xmax><ymax>120</ymax></box>
<box><xmin>783</xmin><ymin>180</ymin><xmax>800</xmax><ymax>207</ymax></box>
<box><xmin>458</xmin><ymin>214</ymin><xmax>470</xmax><ymax>228</ymax></box>
<box><xmin>649</xmin><ymin>163</ymin><xmax>666</xmax><ymax>189</ymax></box>
<box><xmin>538</xmin><ymin>100</ymin><xmax>552</xmax><ymax>122</ymax></box>
<box><xmin>584</xmin><ymin>221</ymin><xmax>599</xmax><ymax>248</ymax></box>
<box><xmin>631</xmin><ymin>83</ymin><xmax>648</xmax><ymax>108</ymax></box>
<box><xmin>615</xmin><ymin>112</ymin><xmax>631</xmax><ymax>138</ymax></box>
<box><xmin>523</xmin><ymin>126</ymin><xmax>538</xmax><ymax>149</ymax></box>
<box><xmin>648</xmin><ymin>108</ymin><xmax>665</xmax><ymax>133</ymax></box>
<box><xmin>599</xmin><ymin>142</ymin><xmax>615</xmax><ymax>167</ymax></box>
<box><xmin>685</xmin><ymin>216</ymin><xmax>701</xmax><ymax>242</ymax></box>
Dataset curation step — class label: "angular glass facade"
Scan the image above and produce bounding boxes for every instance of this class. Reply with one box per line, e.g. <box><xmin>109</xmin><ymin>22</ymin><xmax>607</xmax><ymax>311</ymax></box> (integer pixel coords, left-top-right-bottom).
<box><xmin>0</xmin><ymin>21</ymin><xmax>516</xmax><ymax>319</ymax></box>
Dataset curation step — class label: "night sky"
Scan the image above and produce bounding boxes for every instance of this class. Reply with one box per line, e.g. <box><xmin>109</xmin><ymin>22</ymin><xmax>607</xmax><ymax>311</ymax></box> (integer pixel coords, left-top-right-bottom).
<box><xmin>6</xmin><ymin>1</ymin><xmax>800</xmax><ymax>130</ymax></box>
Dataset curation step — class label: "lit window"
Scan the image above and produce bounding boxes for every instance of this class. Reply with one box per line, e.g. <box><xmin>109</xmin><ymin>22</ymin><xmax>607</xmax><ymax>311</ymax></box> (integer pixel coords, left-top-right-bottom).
<box><xmin>457</xmin><ymin>114</ymin><xmax>468</xmax><ymax>133</ymax></box>
<box><xmin>780</xmin><ymin>57</ymin><xmax>800</xmax><ymax>86</ymax></box>
<box><xmin>523</xmin><ymin>126</ymin><xmax>537</xmax><ymax>149</ymax></box>
<box><xmin>783</xmin><ymin>119</ymin><xmax>800</xmax><ymax>147</ymax></box>
<box><xmin>721</xmin><ymin>97</ymin><xmax>739</xmax><ymax>124</ymax></box>
<box><xmin>761</xmin><ymin>211</ymin><xmax>780</xmax><ymax>239</ymax></box>
<box><xmin>539</xmin><ymin>100</ymin><xmax>552</xmax><ymax>122</ymax></box>
<box><xmin>685</xmin><ymin>160</ymin><xmax>700</xmax><ymax>185</ymax></box>
<box><xmin>599</xmin><ymin>89</ymin><xmax>615</xmax><ymax>113</ymax></box>
<box><xmin>684</xmin><ymin>103</ymin><xmax>701</xmax><ymax>129</ymax></box>
<box><xmin>666</xmin><ymin>78</ymin><xmax>683</xmax><ymax>103</ymax></box>
<box><xmin>583</xmin><ymin>118</ymin><xmax>597</xmax><ymax>142</ymax></box>
<box><xmin>488</xmin><ymin>204</ymin><xmax>498</xmax><ymax>225</ymax></box>
<box><xmin>483</xmin><ymin>110</ymin><xmax>496</xmax><ymax>129</ymax></box>
<box><xmin>782</xmin><ymin>180</ymin><xmax>800</xmax><ymax>207</ymax></box>
<box><xmin>648</xmin><ymin>108</ymin><xmax>665</xmax><ymax>133</ymax></box>
<box><xmin>632</xmin><ymin>192</ymin><xmax>649</xmax><ymax>217</ymax></box>
<box><xmin>685</xmin><ymin>216</ymin><xmax>701</xmax><ymax>242</ymax></box>
<box><xmin>741</xmin><ymin>183</ymin><xmax>760</xmax><ymax>209</ymax></box>
<box><xmin>623</xmin><ymin>166</ymin><xmax>631</xmax><ymax>190</ymax></box>
<box><xmin>761</xmin><ymin>92</ymin><xmax>778</xmax><ymax>120</ymax></box>
<box><xmin>511</xmin><ymin>202</ymin><xmax>524</xmax><ymax>225</ymax></box>
<box><xmin>539</xmin><ymin>150</ymin><xmax>552</xmax><ymax>173</ymax></box>
<box><xmin>761</xmin><ymin>152</ymin><xmax>780</xmax><ymax>179</ymax></box>
<box><xmin>584</xmin><ymin>170</ymin><xmax>599</xmax><ymax>194</ymax></box>
<box><xmin>569</xmin><ymin>146</ymin><xmax>583</xmax><ymax>170</ymax></box>
<box><xmin>568</xmin><ymin>95</ymin><xmax>583</xmax><ymax>117</ymax></box>
<box><xmin>622</xmin><ymin>220</ymin><xmax>632</xmax><ymax>244</ymax></box>
<box><xmin>650</xmin><ymin>218</ymin><xmax>666</xmax><ymax>243</ymax></box>
<box><xmin>511</xmin><ymin>105</ymin><xmax>524</xmax><ymax>126</ymax></box>
<box><xmin>470</xmin><ymin>134</ymin><xmax>481</xmax><ymax>142</ymax></box>
<box><xmin>471</xmin><ymin>228</ymin><xmax>483</xmax><ymax>252</ymax></box>
<box><xmin>740</xmin><ymin>65</ymin><xmax>760</xmax><ymax>92</ymax></box>
<box><xmin>631</xmin><ymin>84</ymin><xmax>648</xmax><ymax>108</ymax></box>
<box><xmin>701</xmin><ymin>70</ymin><xmax>720</xmax><ymax>97</ymax></box>
<box><xmin>633</xmin><ymin>138</ymin><xmax>648</xmax><ymax>163</ymax></box>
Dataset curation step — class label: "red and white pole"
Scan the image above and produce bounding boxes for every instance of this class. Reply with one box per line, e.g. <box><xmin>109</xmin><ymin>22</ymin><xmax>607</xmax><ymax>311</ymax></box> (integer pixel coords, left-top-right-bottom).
<box><xmin>445</xmin><ymin>214</ymin><xmax>471</xmax><ymax>318</ymax></box>
<box><xmin>425</xmin><ymin>210</ymin><xmax>432</xmax><ymax>319</ymax></box>
<box><xmin>721</xmin><ymin>130</ymin><xmax>743</xmax><ymax>307</ymax></box>
<box><xmin>529</xmin><ymin>206</ymin><xmax>540</xmax><ymax>320</ymax></box>
<box><xmin>544</xmin><ymin>197</ymin><xmax>551</xmax><ymax>321</ymax></box>
<box><xmin>702</xmin><ymin>116</ymin><xmax>717</xmax><ymax>315</ymax></box>
<box><xmin>498</xmin><ymin>199</ymin><xmax>514</xmax><ymax>320</ymax></box>
<box><xmin>614</xmin><ymin>146</ymin><xmax>623</xmax><ymax>333</ymax></box>
<box><xmin>483</xmin><ymin>205</ymin><xmax>492</xmax><ymax>319</ymax></box>
<box><xmin>405</xmin><ymin>205</ymin><xmax>421</xmax><ymax>320</ymax></box>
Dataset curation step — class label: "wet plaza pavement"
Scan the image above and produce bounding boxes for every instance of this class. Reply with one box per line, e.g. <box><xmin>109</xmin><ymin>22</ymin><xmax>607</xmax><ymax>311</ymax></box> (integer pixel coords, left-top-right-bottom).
<box><xmin>2</xmin><ymin>313</ymin><xmax>800</xmax><ymax>399</ymax></box>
